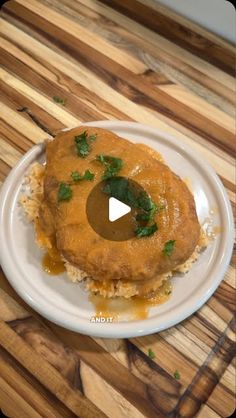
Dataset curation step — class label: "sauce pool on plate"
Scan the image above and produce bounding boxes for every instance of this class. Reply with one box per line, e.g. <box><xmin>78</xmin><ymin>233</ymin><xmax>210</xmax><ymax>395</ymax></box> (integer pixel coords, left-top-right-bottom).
<box><xmin>41</xmin><ymin>249</ymin><xmax>172</xmax><ymax>319</ymax></box>
<box><xmin>89</xmin><ymin>280</ymin><xmax>172</xmax><ymax>321</ymax></box>
<box><xmin>42</xmin><ymin>248</ymin><xmax>65</xmax><ymax>275</ymax></box>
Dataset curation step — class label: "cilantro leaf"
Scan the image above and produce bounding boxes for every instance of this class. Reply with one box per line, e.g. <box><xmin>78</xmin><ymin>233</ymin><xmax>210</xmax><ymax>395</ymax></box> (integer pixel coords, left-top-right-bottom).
<box><xmin>135</xmin><ymin>223</ymin><xmax>158</xmax><ymax>238</ymax></box>
<box><xmin>162</xmin><ymin>240</ymin><xmax>176</xmax><ymax>256</ymax></box>
<box><xmin>75</xmin><ymin>131</ymin><xmax>97</xmax><ymax>158</ymax></box>
<box><xmin>135</xmin><ymin>197</ymin><xmax>157</xmax><ymax>222</ymax></box>
<box><xmin>96</xmin><ymin>154</ymin><xmax>123</xmax><ymax>179</ymax></box>
<box><xmin>136</xmin><ymin>191</ymin><xmax>153</xmax><ymax>211</ymax></box>
<box><xmin>58</xmin><ymin>183</ymin><xmax>72</xmax><ymax>202</ymax></box>
<box><xmin>102</xmin><ymin>177</ymin><xmax>135</xmax><ymax>205</ymax></box>
<box><xmin>71</xmin><ymin>169</ymin><xmax>94</xmax><ymax>181</ymax></box>
<box><xmin>148</xmin><ymin>348</ymin><xmax>155</xmax><ymax>359</ymax></box>
<box><xmin>53</xmin><ymin>96</ymin><xmax>66</xmax><ymax>106</ymax></box>
<box><xmin>174</xmin><ymin>370</ymin><xmax>181</xmax><ymax>380</ymax></box>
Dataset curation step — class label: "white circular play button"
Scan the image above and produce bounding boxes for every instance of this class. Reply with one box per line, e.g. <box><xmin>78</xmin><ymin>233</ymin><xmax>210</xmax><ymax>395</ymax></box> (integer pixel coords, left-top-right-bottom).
<box><xmin>109</xmin><ymin>197</ymin><xmax>131</xmax><ymax>222</ymax></box>
<box><xmin>86</xmin><ymin>177</ymin><xmax>149</xmax><ymax>241</ymax></box>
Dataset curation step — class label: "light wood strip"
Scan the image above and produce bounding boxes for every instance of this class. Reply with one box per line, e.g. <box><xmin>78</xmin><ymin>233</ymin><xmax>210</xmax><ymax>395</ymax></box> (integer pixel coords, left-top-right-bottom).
<box><xmin>197</xmin><ymin>404</ymin><xmax>220</xmax><ymax>418</ymax></box>
<box><xmin>16</xmin><ymin>0</ymin><xmax>146</xmax><ymax>75</ymax></box>
<box><xmin>62</xmin><ymin>0</ymin><xmax>236</xmax><ymax>109</ymax></box>
<box><xmin>0</xmin><ymin>68</ymin><xmax>80</xmax><ymax>127</ymax></box>
<box><xmin>0</xmin><ymin>349</ymin><xmax>74</xmax><ymax>418</ymax></box>
<box><xmin>0</xmin><ymin>38</ymin><xmax>129</xmax><ymax>122</ymax></box>
<box><xmin>99</xmin><ymin>0</ymin><xmax>234</xmax><ymax>75</ymax></box>
<box><xmin>199</xmin><ymin>305</ymin><xmax>234</xmax><ymax>338</ymax></box>
<box><xmin>0</xmin><ymin>120</ymin><xmax>34</xmax><ymax>153</ymax></box>
<box><xmin>224</xmin><ymin>265</ymin><xmax>236</xmax><ymax>288</ymax></box>
<box><xmin>80</xmin><ymin>361</ymin><xmax>145</xmax><ymax>418</ymax></box>
<box><xmin>0</xmin><ymin>21</ymin><xmax>235</xmax><ymax>184</ymax></box>
<box><xmin>0</xmin><ymin>289</ymin><xmax>29</xmax><ymax>322</ymax></box>
<box><xmin>0</xmin><ymin>320</ymin><xmax>106</xmax><ymax>418</ymax></box>
<box><xmin>0</xmin><ymin>136</ymin><xmax>23</xmax><ymax>166</ymax></box>
<box><xmin>0</xmin><ymin>377</ymin><xmax>42</xmax><ymax>418</ymax></box>
<box><xmin>0</xmin><ymin>101</ymin><xmax>51</xmax><ymax>142</ymax></box>
<box><xmin>0</xmin><ymin>78</ymin><xmax>65</xmax><ymax>134</ymax></box>
<box><xmin>0</xmin><ymin>2</ymin><xmax>235</xmax><ymax>416</ymax></box>
<box><xmin>76</xmin><ymin>0</ymin><xmax>235</xmax><ymax>90</ymax></box>
<box><xmin>6</xmin><ymin>0</ymin><xmax>235</xmax><ymax>155</ymax></box>
<box><xmin>136</xmin><ymin>0</ymin><xmax>235</xmax><ymax>52</ymax></box>
<box><xmin>0</xmin><ymin>159</ymin><xmax>11</xmax><ymax>181</ymax></box>
<box><xmin>158</xmin><ymin>84</ymin><xmax>235</xmax><ymax>133</ymax></box>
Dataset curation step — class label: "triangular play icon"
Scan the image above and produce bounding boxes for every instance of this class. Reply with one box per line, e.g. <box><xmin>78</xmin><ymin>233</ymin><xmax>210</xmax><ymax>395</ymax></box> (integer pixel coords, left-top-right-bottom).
<box><xmin>109</xmin><ymin>197</ymin><xmax>131</xmax><ymax>222</ymax></box>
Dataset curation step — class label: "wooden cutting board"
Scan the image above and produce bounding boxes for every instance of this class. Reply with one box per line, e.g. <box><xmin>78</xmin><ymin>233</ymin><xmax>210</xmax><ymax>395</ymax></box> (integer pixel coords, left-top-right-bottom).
<box><xmin>0</xmin><ymin>1</ymin><xmax>235</xmax><ymax>417</ymax></box>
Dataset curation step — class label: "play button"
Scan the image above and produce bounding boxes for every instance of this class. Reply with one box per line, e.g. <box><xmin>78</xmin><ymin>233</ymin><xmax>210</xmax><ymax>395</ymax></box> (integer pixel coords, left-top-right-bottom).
<box><xmin>109</xmin><ymin>197</ymin><xmax>131</xmax><ymax>222</ymax></box>
<box><xmin>86</xmin><ymin>176</ymin><xmax>149</xmax><ymax>241</ymax></box>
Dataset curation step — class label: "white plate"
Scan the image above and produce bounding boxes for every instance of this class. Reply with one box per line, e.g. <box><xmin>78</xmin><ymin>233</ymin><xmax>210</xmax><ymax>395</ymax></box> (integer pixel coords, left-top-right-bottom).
<box><xmin>0</xmin><ymin>121</ymin><xmax>234</xmax><ymax>338</ymax></box>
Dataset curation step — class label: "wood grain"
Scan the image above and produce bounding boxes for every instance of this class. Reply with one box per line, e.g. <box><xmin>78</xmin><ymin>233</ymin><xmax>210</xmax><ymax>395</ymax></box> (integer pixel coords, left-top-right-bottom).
<box><xmin>2</xmin><ymin>1</ymin><xmax>235</xmax><ymax>155</ymax></box>
<box><xmin>0</xmin><ymin>1</ymin><xmax>235</xmax><ymax>417</ymax></box>
<box><xmin>99</xmin><ymin>0</ymin><xmax>235</xmax><ymax>75</ymax></box>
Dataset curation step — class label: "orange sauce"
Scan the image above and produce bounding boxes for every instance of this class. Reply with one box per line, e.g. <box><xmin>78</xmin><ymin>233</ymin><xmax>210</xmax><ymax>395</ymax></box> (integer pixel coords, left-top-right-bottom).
<box><xmin>89</xmin><ymin>280</ymin><xmax>172</xmax><ymax>321</ymax></box>
<box><xmin>183</xmin><ymin>177</ymin><xmax>193</xmax><ymax>193</ymax></box>
<box><xmin>42</xmin><ymin>247</ymin><xmax>65</xmax><ymax>275</ymax></box>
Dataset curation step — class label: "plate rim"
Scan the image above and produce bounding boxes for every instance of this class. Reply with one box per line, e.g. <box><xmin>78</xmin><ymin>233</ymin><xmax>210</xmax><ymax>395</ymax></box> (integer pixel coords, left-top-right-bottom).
<box><xmin>0</xmin><ymin>121</ymin><xmax>234</xmax><ymax>338</ymax></box>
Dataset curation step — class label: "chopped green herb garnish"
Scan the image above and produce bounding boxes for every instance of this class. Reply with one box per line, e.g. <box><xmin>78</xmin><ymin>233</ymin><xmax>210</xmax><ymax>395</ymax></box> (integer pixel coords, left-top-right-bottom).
<box><xmin>58</xmin><ymin>182</ymin><xmax>72</xmax><ymax>202</ymax></box>
<box><xmin>88</xmin><ymin>134</ymin><xmax>97</xmax><ymax>141</ymax></box>
<box><xmin>148</xmin><ymin>348</ymin><xmax>155</xmax><ymax>359</ymax></box>
<box><xmin>136</xmin><ymin>198</ymin><xmax>157</xmax><ymax>222</ymax></box>
<box><xmin>96</xmin><ymin>154</ymin><xmax>123</xmax><ymax>179</ymax></box>
<box><xmin>162</xmin><ymin>240</ymin><xmax>176</xmax><ymax>256</ymax></box>
<box><xmin>53</xmin><ymin>96</ymin><xmax>66</xmax><ymax>106</ymax></box>
<box><xmin>135</xmin><ymin>223</ymin><xmax>158</xmax><ymax>238</ymax></box>
<box><xmin>75</xmin><ymin>131</ymin><xmax>97</xmax><ymax>158</ymax></box>
<box><xmin>137</xmin><ymin>191</ymin><xmax>153</xmax><ymax>211</ymax></box>
<box><xmin>102</xmin><ymin>177</ymin><xmax>135</xmax><ymax>205</ymax></box>
<box><xmin>174</xmin><ymin>370</ymin><xmax>181</xmax><ymax>380</ymax></box>
<box><xmin>71</xmin><ymin>169</ymin><xmax>94</xmax><ymax>182</ymax></box>
<box><xmin>103</xmin><ymin>177</ymin><xmax>157</xmax><ymax>221</ymax></box>
<box><xmin>102</xmin><ymin>177</ymin><xmax>159</xmax><ymax>237</ymax></box>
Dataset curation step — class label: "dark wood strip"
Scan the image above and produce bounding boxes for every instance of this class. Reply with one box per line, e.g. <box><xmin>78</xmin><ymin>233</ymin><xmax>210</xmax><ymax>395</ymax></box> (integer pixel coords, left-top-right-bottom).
<box><xmin>0</xmin><ymin>159</ymin><xmax>11</xmax><ymax>181</ymax></box>
<box><xmin>0</xmin><ymin>126</ymin><xmax>31</xmax><ymax>154</ymax></box>
<box><xmin>0</xmin><ymin>346</ymin><xmax>77</xmax><ymax>418</ymax></box>
<box><xmin>1</xmin><ymin>46</ymin><xmax>235</xmax><ymax>198</ymax></box>
<box><xmin>47</xmin><ymin>324</ymin><xmax>165</xmax><ymax>418</ymax></box>
<box><xmin>174</xmin><ymin>316</ymin><xmax>236</xmax><ymax>417</ymax></box>
<box><xmin>0</xmin><ymin>79</ymin><xmax>65</xmax><ymax>134</ymax></box>
<box><xmin>207</xmin><ymin>381</ymin><xmax>236</xmax><ymax>417</ymax></box>
<box><xmin>0</xmin><ymin>320</ymin><xmax>106</xmax><ymax>418</ymax></box>
<box><xmin>56</xmin><ymin>0</ymin><xmax>236</xmax><ymax>105</ymax></box>
<box><xmin>0</xmin><ymin>50</ymin><xmax>103</xmax><ymax>124</ymax></box>
<box><xmin>141</xmin><ymin>69</ymin><xmax>173</xmax><ymax>86</ymax></box>
<box><xmin>0</xmin><ymin>45</ymin><xmax>129</xmax><ymax>123</ymax></box>
<box><xmin>99</xmin><ymin>0</ymin><xmax>235</xmax><ymax>76</ymax></box>
<box><xmin>6</xmin><ymin>314</ymin><xmax>163</xmax><ymax>418</ymax></box>
<box><xmin>0</xmin><ymin>119</ymin><xmax>33</xmax><ymax>152</ymax></box>
<box><xmin>186</xmin><ymin>311</ymin><xmax>233</xmax><ymax>348</ymax></box>
<box><xmin>0</xmin><ymin>271</ymin><xmax>172</xmax><ymax>418</ymax></box>
<box><xmin>219</xmin><ymin>175</ymin><xmax>236</xmax><ymax>194</ymax></box>
<box><xmin>214</xmin><ymin>281</ymin><xmax>236</xmax><ymax>313</ymax></box>
<box><xmin>125</xmin><ymin>340</ymin><xmax>183</xmax><ymax>416</ymax></box>
<box><xmin>2</xmin><ymin>2</ymin><xmax>235</xmax><ymax>156</ymax></box>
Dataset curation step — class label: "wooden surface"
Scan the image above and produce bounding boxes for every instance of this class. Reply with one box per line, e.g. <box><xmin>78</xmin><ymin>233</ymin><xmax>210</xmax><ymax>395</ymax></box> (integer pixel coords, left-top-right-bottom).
<box><xmin>0</xmin><ymin>0</ymin><xmax>235</xmax><ymax>417</ymax></box>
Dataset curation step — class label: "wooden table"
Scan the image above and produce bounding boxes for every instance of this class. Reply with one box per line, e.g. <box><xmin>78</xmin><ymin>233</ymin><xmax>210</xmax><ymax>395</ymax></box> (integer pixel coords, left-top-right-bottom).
<box><xmin>0</xmin><ymin>1</ymin><xmax>235</xmax><ymax>417</ymax></box>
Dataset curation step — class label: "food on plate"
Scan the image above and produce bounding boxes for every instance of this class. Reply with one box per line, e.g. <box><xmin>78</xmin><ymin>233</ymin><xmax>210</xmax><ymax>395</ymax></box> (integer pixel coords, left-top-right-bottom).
<box><xmin>20</xmin><ymin>127</ymin><xmax>207</xmax><ymax>303</ymax></box>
